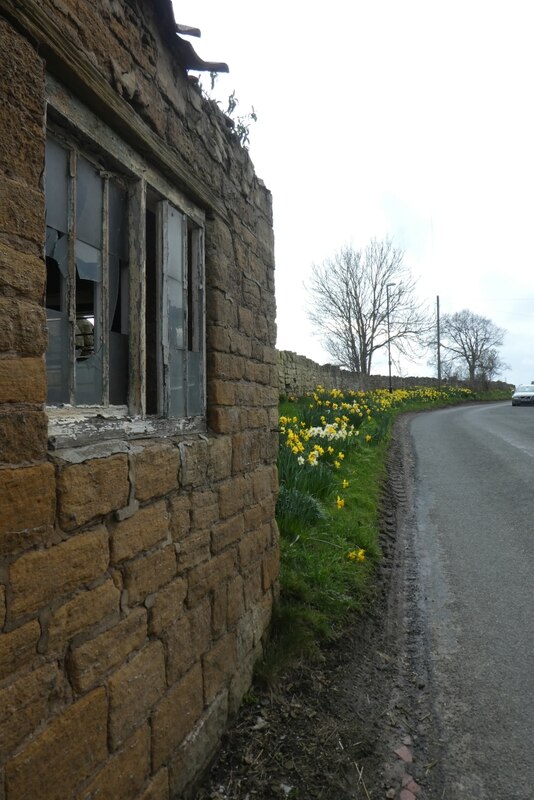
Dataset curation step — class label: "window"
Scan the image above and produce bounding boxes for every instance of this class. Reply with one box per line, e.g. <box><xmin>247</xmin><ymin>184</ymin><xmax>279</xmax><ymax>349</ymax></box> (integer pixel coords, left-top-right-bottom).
<box><xmin>44</xmin><ymin>127</ymin><xmax>205</xmax><ymax>425</ymax></box>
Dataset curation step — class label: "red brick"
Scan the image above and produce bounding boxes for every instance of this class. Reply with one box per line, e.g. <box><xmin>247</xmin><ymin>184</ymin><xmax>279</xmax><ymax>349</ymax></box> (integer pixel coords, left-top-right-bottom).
<box><xmin>124</xmin><ymin>545</ymin><xmax>176</xmax><ymax>604</ymax></box>
<box><xmin>151</xmin><ymin>664</ymin><xmax>204</xmax><ymax>770</ymax></box>
<box><xmin>0</xmin><ymin>462</ymin><xmax>55</xmax><ymax>536</ymax></box>
<box><xmin>108</xmin><ymin>641</ymin><xmax>166</xmax><ymax>749</ymax></box>
<box><xmin>78</xmin><ymin>724</ymin><xmax>150</xmax><ymax>800</ymax></box>
<box><xmin>58</xmin><ymin>455</ymin><xmax>129</xmax><ymax>531</ymax></box>
<box><xmin>68</xmin><ymin>608</ymin><xmax>147</xmax><ymax>692</ymax></box>
<box><xmin>0</xmin><ymin>620</ymin><xmax>39</xmax><ymax>681</ymax></box>
<box><xmin>10</xmin><ymin>527</ymin><xmax>109</xmax><ymax>617</ymax></box>
<box><xmin>5</xmin><ymin>689</ymin><xmax>108</xmax><ymax>800</ymax></box>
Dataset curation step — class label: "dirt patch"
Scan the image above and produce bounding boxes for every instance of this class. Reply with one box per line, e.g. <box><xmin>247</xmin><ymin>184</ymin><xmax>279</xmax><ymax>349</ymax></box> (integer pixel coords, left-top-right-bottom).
<box><xmin>193</xmin><ymin>416</ymin><xmax>437</xmax><ymax>800</ymax></box>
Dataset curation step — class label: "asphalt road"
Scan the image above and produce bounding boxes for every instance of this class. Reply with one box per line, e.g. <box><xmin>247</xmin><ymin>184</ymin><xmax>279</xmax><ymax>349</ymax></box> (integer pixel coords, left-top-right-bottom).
<box><xmin>409</xmin><ymin>401</ymin><xmax>534</xmax><ymax>799</ymax></box>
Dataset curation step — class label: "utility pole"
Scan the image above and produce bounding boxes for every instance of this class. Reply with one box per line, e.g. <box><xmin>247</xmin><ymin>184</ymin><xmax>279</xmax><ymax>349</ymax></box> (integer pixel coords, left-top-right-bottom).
<box><xmin>436</xmin><ymin>295</ymin><xmax>441</xmax><ymax>389</ymax></box>
<box><xmin>387</xmin><ymin>283</ymin><xmax>395</xmax><ymax>393</ymax></box>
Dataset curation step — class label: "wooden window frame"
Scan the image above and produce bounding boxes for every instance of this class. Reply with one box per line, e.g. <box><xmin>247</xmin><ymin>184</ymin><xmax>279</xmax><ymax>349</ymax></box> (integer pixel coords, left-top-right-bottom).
<box><xmin>45</xmin><ymin>76</ymin><xmax>206</xmax><ymax>449</ymax></box>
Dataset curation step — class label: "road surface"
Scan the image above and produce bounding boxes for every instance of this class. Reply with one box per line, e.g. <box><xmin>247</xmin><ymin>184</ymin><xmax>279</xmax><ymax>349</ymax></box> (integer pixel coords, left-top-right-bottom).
<box><xmin>406</xmin><ymin>401</ymin><xmax>534</xmax><ymax>799</ymax></box>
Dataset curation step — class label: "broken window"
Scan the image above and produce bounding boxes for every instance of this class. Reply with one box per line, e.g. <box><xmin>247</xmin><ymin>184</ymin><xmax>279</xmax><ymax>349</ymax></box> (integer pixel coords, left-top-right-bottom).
<box><xmin>44</xmin><ymin>129</ymin><xmax>205</xmax><ymax>422</ymax></box>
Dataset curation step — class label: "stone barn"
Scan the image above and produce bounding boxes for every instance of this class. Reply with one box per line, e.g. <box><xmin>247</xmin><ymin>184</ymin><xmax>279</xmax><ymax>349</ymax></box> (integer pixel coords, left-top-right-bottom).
<box><xmin>0</xmin><ymin>1</ymin><xmax>279</xmax><ymax>797</ymax></box>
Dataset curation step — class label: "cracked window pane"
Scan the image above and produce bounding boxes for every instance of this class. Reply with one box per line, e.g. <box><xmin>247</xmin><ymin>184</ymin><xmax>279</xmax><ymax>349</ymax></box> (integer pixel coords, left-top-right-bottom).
<box><xmin>46</xmin><ymin>308</ymin><xmax>69</xmax><ymax>404</ymax></box>
<box><xmin>77</xmin><ymin>156</ymin><xmax>102</xmax><ymax>248</ymax></box>
<box><xmin>45</xmin><ymin>139</ymin><xmax>68</xmax><ymax>233</ymax></box>
<box><xmin>76</xmin><ymin>347</ymin><xmax>103</xmax><ymax>405</ymax></box>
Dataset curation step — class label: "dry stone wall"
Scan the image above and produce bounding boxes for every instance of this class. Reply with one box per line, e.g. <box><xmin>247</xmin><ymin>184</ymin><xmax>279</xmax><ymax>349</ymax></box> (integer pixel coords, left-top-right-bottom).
<box><xmin>278</xmin><ymin>349</ymin><xmax>512</xmax><ymax>396</ymax></box>
<box><xmin>0</xmin><ymin>3</ymin><xmax>278</xmax><ymax>798</ymax></box>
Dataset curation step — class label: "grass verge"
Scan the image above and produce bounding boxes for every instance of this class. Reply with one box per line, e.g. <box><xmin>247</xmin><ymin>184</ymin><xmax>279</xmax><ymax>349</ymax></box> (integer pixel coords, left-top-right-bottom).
<box><xmin>256</xmin><ymin>384</ymin><xmax>511</xmax><ymax>684</ymax></box>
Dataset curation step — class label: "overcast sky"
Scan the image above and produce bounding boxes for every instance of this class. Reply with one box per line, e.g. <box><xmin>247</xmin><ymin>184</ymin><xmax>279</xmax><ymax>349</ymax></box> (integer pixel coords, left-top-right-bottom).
<box><xmin>178</xmin><ymin>1</ymin><xmax>534</xmax><ymax>384</ymax></box>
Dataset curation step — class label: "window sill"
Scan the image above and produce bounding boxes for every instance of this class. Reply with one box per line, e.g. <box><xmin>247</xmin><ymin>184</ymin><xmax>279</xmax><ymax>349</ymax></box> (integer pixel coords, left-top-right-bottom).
<box><xmin>47</xmin><ymin>406</ymin><xmax>206</xmax><ymax>450</ymax></box>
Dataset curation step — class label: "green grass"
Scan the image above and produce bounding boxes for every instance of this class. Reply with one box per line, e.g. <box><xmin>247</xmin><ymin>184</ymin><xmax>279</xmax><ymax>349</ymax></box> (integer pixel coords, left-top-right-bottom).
<box><xmin>256</xmin><ymin>383</ymin><xmax>511</xmax><ymax>685</ymax></box>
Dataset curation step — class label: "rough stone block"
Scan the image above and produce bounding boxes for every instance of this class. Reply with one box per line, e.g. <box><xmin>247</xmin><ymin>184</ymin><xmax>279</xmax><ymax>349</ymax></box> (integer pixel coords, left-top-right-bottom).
<box><xmin>187</xmin><ymin>550</ymin><xmax>237</xmax><ymax>607</ymax></box>
<box><xmin>211</xmin><ymin>514</ymin><xmax>245</xmax><ymax>553</ymax></box>
<box><xmin>207</xmin><ymin>436</ymin><xmax>232</xmax><ymax>483</ymax></box>
<box><xmin>0</xmin><ymin>664</ymin><xmax>66</xmax><ymax>755</ymax></box>
<box><xmin>165</xmin><ymin>596</ymin><xmax>211</xmax><ymax>685</ymax></box>
<box><xmin>0</xmin><ymin>243</ymin><xmax>45</xmax><ymax>302</ymax></box>
<box><xmin>0</xmin><ymin>584</ymin><xmax>5</xmax><ymax>628</ymax></box>
<box><xmin>176</xmin><ymin>528</ymin><xmax>210</xmax><ymax>573</ymax></box>
<box><xmin>0</xmin><ymin>298</ymin><xmax>47</xmax><ymax>356</ymax></box>
<box><xmin>212</xmin><ymin>584</ymin><xmax>227</xmax><ymax>639</ymax></box>
<box><xmin>123</xmin><ymin>545</ymin><xmax>176</xmax><ymax>604</ymax></box>
<box><xmin>68</xmin><ymin>608</ymin><xmax>147</xmax><ymax>692</ymax></box>
<box><xmin>180</xmin><ymin>438</ymin><xmax>209</xmax><ymax>488</ymax></box>
<box><xmin>0</xmin><ymin>178</ymin><xmax>44</xmax><ymax>250</ymax></box>
<box><xmin>238</xmin><ymin>525</ymin><xmax>271</xmax><ymax>572</ymax></box>
<box><xmin>232</xmin><ymin>431</ymin><xmax>261</xmax><ymax>472</ymax></box>
<box><xmin>151</xmin><ymin>663</ymin><xmax>204</xmax><ymax>770</ymax></box>
<box><xmin>208</xmin><ymin>379</ymin><xmax>235</xmax><ymax>405</ymax></box>
<box><xmin>168</xmin><ymin>494</ymin><xmax>191</xmax><ymax>541</ymax></box>
<box><xmin>47</xmin><ymin>579</ymin><xmax>120</xmax><ymax>654</ymax></box>
<box><xmin>218</xmin><ymin>476</ymin><xmax>251</xmax><ymax>519</ymax></box>
<box><xmin>202</xmin><ymin>633</ymin><xmax>237</xmax><ymax>705</ymax></box>
<box><xmin>77</xmin><ymin>724</ymin><xmax>150</xmax><ymax>800</ymax></box>
<box><xmin>138</xmin><ymin>768</ymin><xmax>169</xmax><ymax>800</ymax></box>
<box><xmin>4</xmin><ymin>689</ymin><xmax>108</xmax><ymax>800</ymax></box>
<box><xmin>134</xmin><ymin>444</ymin><xmax>179</xmax><ymax>502</ymax></box>
<box><xmin>10</xmin><ymin>527</ymin><xmax>109</xmax><ymax>617</ymax></box>
<box><xmin>110</xmin><ymin>501</ymin><xmax>169</xmax><ymax>563</ymax></box>
<box><xmin>57</xmin><ymin>455</ymin><xmax>129</xmax><ymax>531</ymax></box>
<box><xmin>108</xmin><ymin>641</ymin><xmax>166</xmax><ymax>749</ymax></box>
<box><xmin>226</xmin><ymin>575</ymin><xmax>245</xmax><ymax>627</ymax></box>
<box><xmin>0</xmin><ymin>409</ymin><xmax>47</xmax><ymax>465</ymax></box>
<box><xmin>0</xmin><ymin>19</ymin><xmax>45</xmax><ymax>186</ymax></box>
<box><xmin>0</xmin><ymin>461</ymin><xmax>55</xmax><ymax>538</ymax></box>
<box><xmin>243</xmin><ymin>568</ymin><xmax>262</xmax><ymax>611</ymax></box>
<box><xmin>262</xmin><ymin>546</ymin><xmax>280</xmax><ymax>591</ymax></box>
<box><xmin>207</xmin><ymin>406</ymin><xmax>239</xmax><ymax>434</ymax></box>
<box><xmin>168</xmin><ymin>691</ymin><xmax>228</xmax><ymax>798</ymax></box>
<box><xmin>0</xmin><ymin>621</ymin><xmax>40</xmax><ymax>681</ymax></box>
<box><xmin>190</xmin><ymin>489</ymin><xmax>218</xmax><ymax>529</ymax></box>
<box><xmin>148</xmin><ymin>577</ymin><xmax>187</xmax><ymax>636</ymax></box>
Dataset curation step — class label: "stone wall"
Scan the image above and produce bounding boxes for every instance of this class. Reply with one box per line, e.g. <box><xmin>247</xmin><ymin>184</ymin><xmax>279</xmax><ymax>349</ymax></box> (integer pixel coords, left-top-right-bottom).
<box><xmin>278</xmin><ymin>350</ymin><xmax>512</xmax><ymax>396</ymax></box>
<box><xmin>0</xmin><ymin>3</ymin><xmax>278</xmax><ymax>799</ymax></box>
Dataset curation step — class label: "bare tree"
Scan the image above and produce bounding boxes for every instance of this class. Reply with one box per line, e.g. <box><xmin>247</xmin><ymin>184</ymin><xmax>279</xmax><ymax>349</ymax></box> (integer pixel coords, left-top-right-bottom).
<box><xmin>306</xmin><ymin>238</ymin><xmax>429</xmax><ymax>375</ymax></box>
<box><xmin>439</xmin><ymin>309</ymin><xmax>507</xmax><ymax>382</ymax></box>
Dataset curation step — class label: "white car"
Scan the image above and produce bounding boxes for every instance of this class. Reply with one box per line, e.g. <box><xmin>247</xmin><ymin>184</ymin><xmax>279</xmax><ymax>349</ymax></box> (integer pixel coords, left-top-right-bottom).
<box><xmin>511</xmin><ymin>384</ymin><xmax>534</xmax><ymax>406</ymax></box>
